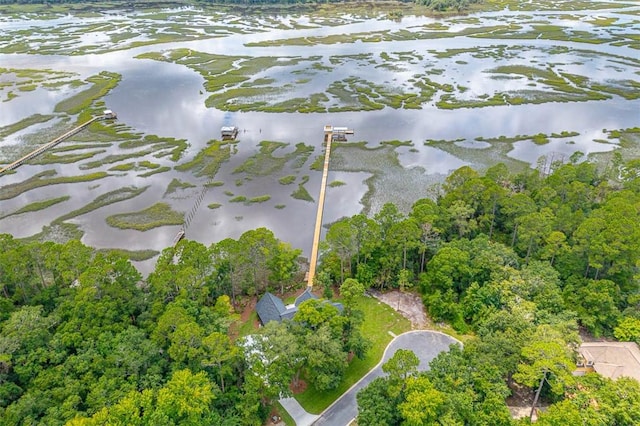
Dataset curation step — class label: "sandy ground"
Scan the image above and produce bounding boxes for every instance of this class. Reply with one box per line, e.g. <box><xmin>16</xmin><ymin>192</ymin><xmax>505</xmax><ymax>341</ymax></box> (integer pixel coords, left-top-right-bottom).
<box><xmin>369</xmin><ymin>289</ymin><xmax>429</xmax><ymax>329</ymax></box>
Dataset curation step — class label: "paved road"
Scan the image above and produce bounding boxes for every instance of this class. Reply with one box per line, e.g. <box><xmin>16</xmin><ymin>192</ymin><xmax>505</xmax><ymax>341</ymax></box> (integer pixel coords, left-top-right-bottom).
<box><xmin>311</xmin><ymin>331</ymin><xmax>461</xmax><ymax>426</ymax></box>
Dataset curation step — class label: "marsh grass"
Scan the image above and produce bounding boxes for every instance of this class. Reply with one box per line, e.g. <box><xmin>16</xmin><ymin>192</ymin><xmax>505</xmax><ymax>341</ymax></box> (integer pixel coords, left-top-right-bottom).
<box><xmin>109</xmin><ymin>162</ymin><xmax>136</xmax><ymax>172</ymax></box>
<box><xmin>1</xmin><ymin>195</ymin><xmax>70</xmax><ymax>219</ymax></box>
<box><xmin>175</xmin><ymin>139</ymin><xmax>233</xmax><ymax>177</ymax></box>
<box><xmin>106</xmin><ymin>202</ymin><xmax>184</xmax><ymax>231</ymax></box>
<box><xmin>279</xmin><ymin>175</ymin><xmax>296</xmax><ymax>185</ymax></box>
<box><xmin>292</xmin><ymin>183</ymin><xmax>314</xmax><ymax>202</ymax></box>
<box><xmin>0</xmin><ymin>170</ymin><xmax>108</xmax><ymax>201</ymax></box>
<box><xmin>56</xmin><ymin>186</ymin><xmax>149</xmax><ymax>223</ymax></box>
<box><xmin>139</xmin><ymin>166</ymin><xmax>171</xmax><ymax>177</ymax></box>
<box><xmin>54</xmin><ymin>71</ymin><xmax>120</xmax><ymax>115</ymax></box>
<box><xmin>234</xmin><ymin>141</ymin><xmax>313</xmax><ymax>176</ymax></box>
<box><xmin>0</xmin><ymin>114</ymin><xmax>54</xmax><ymax>138</ymax></box>
<box><xmin>165</xmin><ymin>178</ymin><xmax>196</xmax><ymax>196</ymax></box>
<box><xmin>249</xmin><ymin>194</ymin><xmax>271</xmax><ymax>203</ymax></box>
<box><xmin>21</xmin><ymin>221</ymin><xmax>84</xmax><ymax>244</ymax></box>
<box><xmin>97</xmin><ymin>248</ymin><xmax>160</xmax><ymax>261</ymax></box>
<box><xmin>33</xmin><ymin>150</ymin><xmax>107</xmax><ymax>165</ymax></box>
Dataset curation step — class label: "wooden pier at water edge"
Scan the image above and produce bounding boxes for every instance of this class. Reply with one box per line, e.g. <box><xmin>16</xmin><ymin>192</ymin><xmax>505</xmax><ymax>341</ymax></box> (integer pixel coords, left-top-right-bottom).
<box><xmin>0</xmin><ymin>110</ymin><xmax>117</xmax><ymax>177</ymax></box>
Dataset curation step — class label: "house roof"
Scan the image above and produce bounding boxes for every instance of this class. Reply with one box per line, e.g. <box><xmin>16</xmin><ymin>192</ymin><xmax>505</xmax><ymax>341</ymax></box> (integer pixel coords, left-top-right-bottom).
<box><xmin>579</xmin><ymin>342</ymin><xmax>640</xmax><ymax>381</ymax></box>
<box><xmin>294</xmin><ymin>287</ymin><xmax>317</xmax><ymax>306</ymax></box>
<box><xmin>255</xmin><ymin>292</ymin><xmax>287</xmax><ymax>325</ymax></box>
<box><xmin>256</xmin><ymin>289</ymin><xmax>327</xmax><ymax>325</ymax></box>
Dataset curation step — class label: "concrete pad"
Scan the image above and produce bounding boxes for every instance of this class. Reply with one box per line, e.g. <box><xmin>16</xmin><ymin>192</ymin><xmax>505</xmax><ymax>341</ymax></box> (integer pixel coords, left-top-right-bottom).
<box><xmin>280</xmin><ymin>397</ymin><xmax>319</xmax><ymax>426</ymax></box>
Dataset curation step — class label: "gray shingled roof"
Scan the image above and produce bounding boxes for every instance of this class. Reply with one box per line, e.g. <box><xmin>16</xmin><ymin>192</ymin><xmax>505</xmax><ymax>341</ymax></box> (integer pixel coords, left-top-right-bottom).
<box><xmin>294</xmin><ymin>287</ymin><xmax>317</xmax><ymax>306</ymax></box>
<box><xmin>255</xmin><ymin>292</ymin><xmax>287</xmax><ymax>325</ymax></box>
<box><xmin>256</xmin><ymin>289</ymin><xmax>326</xmax><ymax>325</ymax></box>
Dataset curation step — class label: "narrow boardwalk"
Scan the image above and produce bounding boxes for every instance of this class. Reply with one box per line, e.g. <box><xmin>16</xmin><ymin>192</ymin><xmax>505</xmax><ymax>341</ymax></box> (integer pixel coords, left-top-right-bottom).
<box><xmin>307</xmin><ymin>128</ymin><xmax>333</xmax><ymax>287</ymax></box>
<box><xmin>0</xmin><ymin>113</ymin><xmax>113</xmax><ymax>176</ymax></box>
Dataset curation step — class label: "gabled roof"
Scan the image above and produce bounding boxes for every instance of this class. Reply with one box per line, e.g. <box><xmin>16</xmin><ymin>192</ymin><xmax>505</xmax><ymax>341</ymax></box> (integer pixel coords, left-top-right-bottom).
<box><xmin>256</xmin><ymin>289</ymin><xmax>324</xmax><ymax>325</ymax></box>
<box><xmin>255</xmin><ymin>292</ymin><xmax>287</xmax><ymax>325</ymax></box>
<box><xmin>294</xmin><ymin>287</ymin><xmax>317</xmax><ymax>307</ymax></box>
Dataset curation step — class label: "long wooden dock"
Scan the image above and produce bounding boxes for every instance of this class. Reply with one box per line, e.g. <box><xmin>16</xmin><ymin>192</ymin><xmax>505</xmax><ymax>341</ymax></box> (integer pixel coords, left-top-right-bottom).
<box><xmin>0</xmin><ymin>111</ymin><xmax>116</xmax><ymax>176</ymax></box>
<box><xmin>307</xmin><ymin>125</ymin><xmax>354</xmax><ymax>287</ymax></box>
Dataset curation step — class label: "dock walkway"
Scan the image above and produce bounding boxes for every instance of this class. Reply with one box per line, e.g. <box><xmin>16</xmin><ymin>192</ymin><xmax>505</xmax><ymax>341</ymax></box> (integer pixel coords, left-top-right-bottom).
<box><xmin>306</xmin><ymin>128</ymin><xmax>334</xmax><ymax>287</ymax></box>
<box><xmin>0</xmin><ymin>113</ymin><xmax>114</xmax><ymax>176</ymax></box>
<box><xmin>307</xmin><ymin>125</ymin><xmax>353</xmax><ymax>287</ymax></box>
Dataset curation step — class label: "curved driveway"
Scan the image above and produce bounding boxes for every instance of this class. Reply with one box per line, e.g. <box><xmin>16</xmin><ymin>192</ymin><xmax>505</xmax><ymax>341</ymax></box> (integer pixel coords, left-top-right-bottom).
<box><xmin>311</xmin><ymin>330</ymin><xmax>461</xmax><ymax>426</ymax></box>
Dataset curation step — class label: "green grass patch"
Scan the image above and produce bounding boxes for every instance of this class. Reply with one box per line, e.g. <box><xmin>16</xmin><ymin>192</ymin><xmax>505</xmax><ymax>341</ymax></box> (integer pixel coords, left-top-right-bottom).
<box><xmin>0</xmin><ymin>170</ymin><xmax>108</xmax><ymax>201</ymax></box>
<box><xmin>249</xmin><ymin>195</ymin><xmax>271</xmax><ymax>203</ymax></box>
<box><xmin>295</xmin><ymin>295</ymin><xmax>411</xmax><ymax>413</ymax></box>
<box><xmin>0</xmin><ymin>114</ymin><xmax>54</xmax><ymax>139</ymax></box>
<box><xmin>234</xmin><ymin>141</ymin><xmax>313</xmax><ymax>176</ymax></box>
<box><xmin>96</xmin><ymin>248</ymin><xmax>160</xmax><ymax>262</ymax></box>
<box><xmin>292</xmin><ymin>176</ymin><xmax>314</xmax><ymax>202</ymax></box>
<box><xmin>532</xmin><ymin>133</ymin><xmax>549</xmax><ymax>145</ymax></box>
<box><xmin>106</xmin><ymin>202</ymin><xmax>184</xmax><ymax>231</ymax></box>
<box><xmin>236</xmin><ymin>311</ymin><xmax>259</xmax><ymax>338</ymax></box>
<box><xmin>310</xmin><ymin>155</ymin><xmax>325</xmax><ymax>171</ymax></box>
<box><xmin>328</xmin><ymin>180</ymin><xmax>346</xmax><ymax>188</ymax></box>
<box><xmin>138</xmin><ymin>166</ymin><xmax>170</xmax><ymax>177</ymax></box>
<box><xmin>381</xmin><ymin>140</ymin><xmax>412</xmax><ymax>147</ymax></box>
<box><xmin>139</xmin><ymin>160</ymin><xmax>160</xmax><ymax>169</ymax></box>
<box><xmin>56</xmin><ymin>186</ymin><xmax>149</xmax><ymax>223</ymax></box>
<box><xmin>205</xmin><ymin>181</ymin><xmax>224</xmax><ymax>187</ymax></box>
<box><xmin>175</xmin><ymin>139</ymin><xmax>233</xmax><ymax>177</ymax></box>
<box><xmin>109</xmin><ymin>162</ymin><xmax>135</xmax><ymax>171</ymax></box>
<box><xmin>279</xmin><ymin>175</ymin><xmax>296</xmax><ymax>185</ymax></box>
<box><xmin>273</xmin><ymin>401</ymin><xmax>295</xmax><ymax>426</ymax></box>
<box><xmin>53</xmin><ymin>71</ymin><xmax>120</xmax><ymax>115</ymax></box>
<box><xmin>1</xmin><ymin>195</ymin><xmax>70</xmax><ymax>219</ymax></box>
<box><xmin>165</xmin><ymin>178</ymin><xmax>196</xmax><ymax>195</ymax></box>
<box><xmin>21</xmin><ymin>221</ymin><xmax>83</xmax><ymax>244</ymax></box>
<box><xmin>275</xmin><ymin>204</ymin><xmax>286</xmax><ymax>209</ymax></box>
<box><xmin>230</xmin><ymin>195</ymin><xmax>247</xmax><ymax>203</ymax></box>
<box><xmin>208</xmin><ymin>203</ymin><xmax>222</xmax><ymax>209</ymax></box>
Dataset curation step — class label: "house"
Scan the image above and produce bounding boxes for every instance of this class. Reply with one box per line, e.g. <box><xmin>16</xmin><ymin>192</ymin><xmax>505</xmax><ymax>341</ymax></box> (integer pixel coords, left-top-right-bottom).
<box><xmin>576</xmin><ymin>342</ymin><xmax>640</xmax><ymax>381</ymax></box>
<box><xmin>255</xmin><ymin>288</ymin><xmax>343</xmax><ymax>325</ymax></box>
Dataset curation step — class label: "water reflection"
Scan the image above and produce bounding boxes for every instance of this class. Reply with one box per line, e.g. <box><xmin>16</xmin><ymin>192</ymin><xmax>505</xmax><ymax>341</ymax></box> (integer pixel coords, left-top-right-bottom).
<box><xmin>1</xmin><ymin>5</ymin><xmax>639</xmax><ymax>271</ymax></box>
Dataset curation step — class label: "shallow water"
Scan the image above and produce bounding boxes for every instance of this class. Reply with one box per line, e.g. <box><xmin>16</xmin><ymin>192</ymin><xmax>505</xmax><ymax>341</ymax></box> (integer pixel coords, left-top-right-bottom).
<box><xmin>0</xmin><ymin>4</ymin><xmax>638</xmax><ymax>273</ymax></box>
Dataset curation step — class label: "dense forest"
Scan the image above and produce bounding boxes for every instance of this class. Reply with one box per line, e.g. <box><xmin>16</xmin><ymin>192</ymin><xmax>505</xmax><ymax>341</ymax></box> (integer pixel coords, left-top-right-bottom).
<box><xmin>2</xmin><ymin>155</ymin><xmax>640</xmax><ymax>425</ymax></box>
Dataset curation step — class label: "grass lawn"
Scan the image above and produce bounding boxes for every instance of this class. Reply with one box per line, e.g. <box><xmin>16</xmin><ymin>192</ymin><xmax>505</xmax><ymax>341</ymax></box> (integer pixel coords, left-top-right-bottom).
<box><xmin>294</xmin><ymin>294</ymin><xmax>411</xmax><ymax>414</ymax></box>
<box><xmin>237</xmin><ymin>311</ymin><xmax>259</xmax><ymax>338</ymax></box>
<box><xmin>272</xmin><ymin>401</ymin><xmax>295</xmax><ymax>426</ymax></box>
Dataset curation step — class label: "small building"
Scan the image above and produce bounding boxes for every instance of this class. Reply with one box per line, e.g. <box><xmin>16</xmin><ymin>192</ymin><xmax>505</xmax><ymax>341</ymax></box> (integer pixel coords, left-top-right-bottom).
<box><xmin>255</xmin><ymin>288</ymin><xmax>343</xmax><ymax>325</ymax></box>
<box><xmin>221</xmin><ymin>126</ymin><xmax>239</xmax><ymax>140</ymax></box>
<box><xmin>324</xmin><ymin>125</ymin><xmax>354</xmax><ymax>143</ymax></box>
<box><xmin>103</xmin><ymin>109</ymin><xmax>117</xmax><ymax>119</ymax></box>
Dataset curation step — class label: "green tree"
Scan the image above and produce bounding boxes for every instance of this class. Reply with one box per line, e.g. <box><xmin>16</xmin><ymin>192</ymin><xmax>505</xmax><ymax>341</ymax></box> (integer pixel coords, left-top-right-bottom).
<box><xmin>382</xmin><ymin>348</ymin><xmax>419</xmax><ymax>383</ymax></box>
<box><xmin>339</xmin><ymin>278</ymin><xmax>364</xmax><ymax>315</ymax></box>
<box><xmin>614</xmin><ymin>316</ymin><xmax>640</xmax><ymax>343</ymax></box>
<box><xmin>398</xmin><ymin>375</ymin><xmax>445</xmax><ymax>426</ymax></box>
<box><xmin>513</xmin><ymin>325</ymin><xmax>576</xmax><ymax>420</ymax></box>
<box><xmin>356</xmin><ymin>377</ymin><xmax>400</xmax><ymax>426</ymax></box>
<box><xmin>303</xmin><ymin>324</ymin><xmax>348</xmax><ymax>391</ymax></box>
